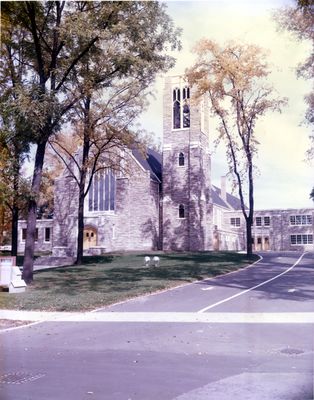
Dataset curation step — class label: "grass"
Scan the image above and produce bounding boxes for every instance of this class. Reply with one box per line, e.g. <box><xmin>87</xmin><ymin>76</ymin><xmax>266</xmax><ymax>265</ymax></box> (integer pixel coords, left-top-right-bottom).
<box><xmin>0</xmin><ymin>251</ymin><xmax>258</xmax><ymax>312</ymax></box>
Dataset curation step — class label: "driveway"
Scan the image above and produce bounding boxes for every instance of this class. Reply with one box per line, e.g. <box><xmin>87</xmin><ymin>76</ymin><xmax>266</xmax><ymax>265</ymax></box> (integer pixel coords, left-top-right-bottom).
<box><xmin>0</xmin><ymin>251</ymin><xmax>313</xmax><ymax>399</ymax></box>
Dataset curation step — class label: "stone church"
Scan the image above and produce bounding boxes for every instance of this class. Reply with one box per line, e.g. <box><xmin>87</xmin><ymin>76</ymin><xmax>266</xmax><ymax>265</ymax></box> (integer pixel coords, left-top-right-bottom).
<box><xmin>18</xmin><ymin>76</ymin><xmax>314</xmax><ymax>255</ymax></box>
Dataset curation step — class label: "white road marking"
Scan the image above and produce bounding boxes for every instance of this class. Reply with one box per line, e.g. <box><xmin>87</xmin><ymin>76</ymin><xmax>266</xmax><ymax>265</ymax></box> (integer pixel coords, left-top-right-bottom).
<box><xmin>288</xmin><ymin>288</ymin><xmax>296</xmax><ymax>293</ymax></box>
<box><xmin>201</xmin><ymin>287</ymin><xmax>214</xmax><ymax>291</ymax></box>
<box><xmin>1</xmin><ymin>311</ymin><xmax>314</xmax><ymax>324</ymax></box>
<box><xmin>197</xmin><ymin>252</ymin><xmax>307</xmax><ymax>314</ymax></box>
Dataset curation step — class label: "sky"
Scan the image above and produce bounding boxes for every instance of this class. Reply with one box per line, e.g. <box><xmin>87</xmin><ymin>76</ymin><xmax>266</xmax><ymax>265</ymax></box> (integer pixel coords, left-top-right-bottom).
<box><xmin>139</xmin><ymin>0</ymin><xmax>314</xmax><ymax>210</ymax></box>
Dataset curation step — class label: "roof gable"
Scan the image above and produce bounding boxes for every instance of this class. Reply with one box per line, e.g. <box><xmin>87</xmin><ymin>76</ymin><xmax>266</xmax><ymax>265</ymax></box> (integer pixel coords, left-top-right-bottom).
<box><xmin>212</xmin><ymin>185</ymin><xmax>243</xmax><ymax>210</ymax></box>
<box><xmin>131</xmin><ymin>148</ymin><xmax>162</xmax><ymax>183</ymax></box>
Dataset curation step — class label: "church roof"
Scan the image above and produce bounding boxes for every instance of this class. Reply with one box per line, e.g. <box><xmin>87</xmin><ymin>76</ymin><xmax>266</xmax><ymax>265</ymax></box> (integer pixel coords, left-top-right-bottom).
<box><xmin>212</xmin><ymin>185</ymin><xmax>243</xmax><ymax>210</ymax></box>
<box><xmin>132</xmin><ymin>148</ymin><xmax>162</xmax><ymax>183</ymax></box>
<box><xmin>212</xmin><ymin>185</ymin><xmax>241</xmax><ymax>210</ymax></box>
<box><xmin>132</xmin><ymin>148</ymin><xmax>243</xmax><ymax>210</ymax></box>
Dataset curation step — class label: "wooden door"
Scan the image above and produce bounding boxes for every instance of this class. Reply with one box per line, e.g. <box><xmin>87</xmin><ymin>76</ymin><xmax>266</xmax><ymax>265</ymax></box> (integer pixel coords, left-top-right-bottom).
<box><xmin>83</xmin><ymin>227</ymin><xmax>97</xmax><ymax>249</ymax></box>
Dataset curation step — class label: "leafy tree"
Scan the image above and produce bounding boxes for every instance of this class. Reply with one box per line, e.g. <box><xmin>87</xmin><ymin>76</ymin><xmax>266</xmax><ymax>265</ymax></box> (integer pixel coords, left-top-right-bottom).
<box><xmin>0</xmin><ymin>204</ymin><xmax>11</xmax><ymax>247</ymax></box>
<box><xmin>0</xmin><ymin>12</ymin><xmax>32</xmax><ymax>256</ymax></box>
<box><xmin>186</xmin><ymin>40</ymin><xmax>287</xmax><ymax>255</ymax></box>
<box><xmin>1</xmin><ymin>1</ymin><xmax>180</xmax><ymax>282</ymax></box>
<box><xmin>0</xmin><ymin>133</ymin><xmax>30</xmax><ymax>255</ymax></box>
<box><xmin>274</xmin><ymin>0</ymin><xmax>314</xmax><ymax>198</ymax></box>
<box><xmin>49</xmin><ymin>79</ymin><xmax>148</xmax><ymax>264</ymax></box>
<box><xmin>274</xmin><ymin>0</ymin><xmax>313</xmax><ymax>124</ymax></box>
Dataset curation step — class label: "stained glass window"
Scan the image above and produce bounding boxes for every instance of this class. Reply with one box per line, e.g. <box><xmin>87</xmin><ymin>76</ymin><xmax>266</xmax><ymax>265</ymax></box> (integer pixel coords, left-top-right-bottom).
<box><xmin>88</xmin><ymin>170</ymin><xmax>115</xmax><ymax>212</ymax></box>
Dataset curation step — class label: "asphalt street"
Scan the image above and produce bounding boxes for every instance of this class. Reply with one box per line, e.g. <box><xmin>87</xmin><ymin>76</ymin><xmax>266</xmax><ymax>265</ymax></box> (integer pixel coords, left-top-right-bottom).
<box><xmin>0</xmin><ymin>251</ymin><xmax>313</xmax><ymax>400</ymax></box>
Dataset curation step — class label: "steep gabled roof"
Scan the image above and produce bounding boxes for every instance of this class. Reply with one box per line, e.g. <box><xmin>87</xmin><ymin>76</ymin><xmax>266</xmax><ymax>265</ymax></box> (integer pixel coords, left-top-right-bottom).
<box><xmin>131</xmin><ymin>148</ymin><xmax>243</xmax><ymax>209</ymax></box>
<box><xmin>212</xmin><ymin>185</ymin><xmax>244</xmax><ymax>210</ymax></box>
<box><xmin>131</xmin><ymin>148</ymin><xmax>162</xmax><ymax>183</ymax></box>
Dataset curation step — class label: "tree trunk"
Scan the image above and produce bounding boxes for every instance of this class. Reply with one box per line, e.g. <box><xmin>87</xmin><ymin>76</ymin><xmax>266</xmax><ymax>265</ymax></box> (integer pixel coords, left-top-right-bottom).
<box><xmin>246</xmin><ymin>218</ymin><xmax>253</xmax><ymax>256</ymax></box>
<box><xmin>246</xmin><ymin>155</ymin><xmax>254</xmax><ymax>256</ymax></box>
<box><xmin>11</xmin><ymin>204</ymin><xmax>18</xmax><ymax>257</ymax></box>
<box><xmin>11</xmin><ymin>162</ymin><xmax>20</xmax><ymax>257</ymax></box>
<box><xmin>76</xmin><ymin>184</ymin><xmax>85</xmax><ymax>265</ymax></box>
<box><xmin>22</xmin><ymin>141</ymin><xmax>47</xmax><ymax>283</ymax></box>
<box><xmin>75</xmin><ymin>95</ymin><xmax>91</xmax><ymax>265</ymax></box>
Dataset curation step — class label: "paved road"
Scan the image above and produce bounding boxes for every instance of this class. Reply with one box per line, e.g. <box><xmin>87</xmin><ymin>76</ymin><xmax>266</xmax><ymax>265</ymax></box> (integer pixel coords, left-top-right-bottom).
<box><xmin>0</xmin><ymin>252</ymin><xmax>313</xmax><ymax>400</ymax></box>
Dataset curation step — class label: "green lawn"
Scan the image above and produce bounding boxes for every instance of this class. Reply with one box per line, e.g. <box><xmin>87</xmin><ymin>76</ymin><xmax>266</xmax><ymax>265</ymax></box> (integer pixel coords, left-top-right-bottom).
<box><xmin>0</xmin><ymin>252</ymin><xmax>258</xmax><ymax>312</ymax></box>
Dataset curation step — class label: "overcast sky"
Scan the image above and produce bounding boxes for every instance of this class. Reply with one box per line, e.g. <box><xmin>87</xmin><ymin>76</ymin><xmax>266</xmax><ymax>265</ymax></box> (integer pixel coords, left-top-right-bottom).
<box><xmin>139</xmin><ymin>0</ymin><xmax>314</xmax><ymax>210</ymax></box>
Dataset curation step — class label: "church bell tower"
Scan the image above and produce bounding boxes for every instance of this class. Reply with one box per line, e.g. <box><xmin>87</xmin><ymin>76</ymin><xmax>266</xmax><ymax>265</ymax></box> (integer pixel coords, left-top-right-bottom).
<box><xmin>162</xmin><ymin>76</ymin><xmax>213</xmax><ymax>251</ymax></box>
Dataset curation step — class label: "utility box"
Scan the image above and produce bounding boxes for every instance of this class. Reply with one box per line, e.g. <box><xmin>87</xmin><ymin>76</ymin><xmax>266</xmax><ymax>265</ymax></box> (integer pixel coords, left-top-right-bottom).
<box><xmin>0</xmin><ymin>257</ymin><xmax>26</xmax><ymax>293</ymax></box>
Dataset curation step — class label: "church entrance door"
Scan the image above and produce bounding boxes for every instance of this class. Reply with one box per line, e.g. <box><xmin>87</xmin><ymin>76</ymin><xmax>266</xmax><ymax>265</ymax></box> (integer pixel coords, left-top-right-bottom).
<box><xmin>83</xmin><ymin>227</ymin><xmax>97</xmax><ymax>249</ymax></box>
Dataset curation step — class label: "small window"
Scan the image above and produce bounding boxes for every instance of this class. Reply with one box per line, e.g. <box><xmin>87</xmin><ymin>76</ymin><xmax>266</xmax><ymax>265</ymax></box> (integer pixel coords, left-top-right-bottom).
<box><xmin>256</xmin><ymin>217</ymin><xmax>262</xmax><ymax>226</ymax></box>
<box><xmin>44</xmin><ymin>227</ymin><xmax>51</xmax><ymax>242</ymax></box>
<box><xmin>178</xmin><ymin>152</ymin><xmax>185</xmax><ymax>166</ymax></box>
<box><xmin>257</xmin><ymin>237</ymin><xmax>262</xmax><ymax>244</ymax></box>
<box><xmin>86</xmin><ymin>232</ymin><xmax>89</xmax><ymax>238</ymax></box>
<box><xmin>22</xmin><ymin>228</ymin><xmax>38</xmax><ymax>242</ymax></box>
<box><xmin>264</xmin><ymin>216</ymin><xmax>270</xmax><ymax>226</ymax></box>
<box><xmin>179</xmin><ymin>204</ymin><xmax>185</xmax><ymax>219</ymax></box>
<box><xmin>22</xmin><ymin>228</ymin><xmax>27</xmax><ymax>241</ymax></box>
<box><xmin>230</xmin><ymin>217</ymin><xmax>240</xmax><ymax>227</ymax></box>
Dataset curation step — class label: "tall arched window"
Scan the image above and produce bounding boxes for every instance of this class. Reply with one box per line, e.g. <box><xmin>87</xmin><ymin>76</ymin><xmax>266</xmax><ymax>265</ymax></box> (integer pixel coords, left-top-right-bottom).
<box><xmin>178</xmin><ymin>152</ymin><xmax>185</xmax><ymax>166</ymax></box>
<box><xmin>173</xmin><ymin>87</ymin><xmax>181</xmax><ymax>129</ymax></box>
<box><xmin>179</xmin><ymin>204</ymin><xmax>185</xmax><ymax>219</ymax></box>
<box><xmin>172</xmin><ymin>86</ymin><xmax>190</xmax><ymax>129</ymax></box>
<box><xmin>88</xmin><ymin>169</ymin><xmax>115</xmax><ymax>212</ymax></box>
<box><xmin>182</xmin><ymin>86</ymin><xmax>190</xmax><ymax>128</ymax></box>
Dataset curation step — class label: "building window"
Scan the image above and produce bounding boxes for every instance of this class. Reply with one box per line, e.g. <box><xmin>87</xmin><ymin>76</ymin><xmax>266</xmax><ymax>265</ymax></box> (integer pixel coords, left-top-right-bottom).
<box><xmin>264</xmin><ymin>216</ymin><xmax>270</xmax><ymax>226</ymax></box>
<box><xmin>88</xmin><ymin>169</ymin><xmax>115</xmax><ymax>212</ymax></box>
<box><xmin>182</xmin><ymin>86</ymin><xmax>190</xmax><ymax>128</ymax></box>
<box><xmin>44</xmin><ymin>227</ymin><xmax>51</xmax><ymax>242</ymax></box>
<box><xmin>173</xmin><ymin>87</ymin><xmax>181</xmax><ymax>129</ymax></box>
<box><xmin>230</xmin><ymin>217</ymin><xmax>240</xmax><ymax>227</ymax></box>
<box><xmin>178</xmin><ymin>152</ymin><xmax>185</xmax><ymax>166</ymax></box>
<box><xmin>179</xmin><ymin>204</ymin><xmax>185</xmax><ymax>219</ymax></box>
<box><xmin>21</xmin><ymin>228</ymin><xmax>27</xmax><ymax>242</ymax></box>
<box><xmin>256</xmin><ymin>217</ymin><xmax>262</xmax><ymax>226</ymax></box>
<box><xmin>173</xmin><ymin>86</ymin><xmax>190</xmax><ymax>129</ymax></box>
<box><xmin>290</xmin><ymin>215</ymin><xmax>312</xmax><ymax>225</ymax></box>
<box><xmin>290</xmin><ymin>234</ymin><xmax>313</xmax><ymax>245</ymax></box>
<box><xmin>22</xmin><ymin>228</ymin><xmax>38</xmax><ymax>242</ymax></box>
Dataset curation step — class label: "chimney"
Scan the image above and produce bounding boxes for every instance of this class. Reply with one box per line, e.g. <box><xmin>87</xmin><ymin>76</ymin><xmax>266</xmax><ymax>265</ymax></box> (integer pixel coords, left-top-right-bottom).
<box><xmin>221</xmin><ymin>176</ymin><xmax>227</xmax><ymax>202</ymax></box>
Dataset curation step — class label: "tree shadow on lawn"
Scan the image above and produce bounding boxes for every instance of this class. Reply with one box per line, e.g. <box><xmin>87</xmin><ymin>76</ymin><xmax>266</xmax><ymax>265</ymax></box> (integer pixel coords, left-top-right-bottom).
<box><xmin>28</xmin><ymin>251</ymin><xmax>257</xmax><ymax>297</ymax></box>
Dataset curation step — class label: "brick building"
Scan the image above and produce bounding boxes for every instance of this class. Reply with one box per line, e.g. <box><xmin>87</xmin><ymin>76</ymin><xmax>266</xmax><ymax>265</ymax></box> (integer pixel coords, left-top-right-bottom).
<box><xmin>18</xmin><ymin>77</ymin><xmax>314</xmax><ymax>254</ymax></box>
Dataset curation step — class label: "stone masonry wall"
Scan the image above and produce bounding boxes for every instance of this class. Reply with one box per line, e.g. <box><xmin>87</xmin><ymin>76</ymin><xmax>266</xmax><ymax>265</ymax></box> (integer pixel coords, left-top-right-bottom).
<box><xmin>18</xmin><ymin>219</ymin><xmax>54</xmax><ymax>254</ymax></box>
<box><xmin>162</xmin><ymin>76</ymin><xmax>213</xmax><ymax>251</ymax></box>
<box><xmin>52</xmin><ymin>152</ymin><xmax>161</xmax><ymax>255</ymax></box>
<box><xmin>224</xmin><ymin>208</ymin><xmax>314</xmax><ymax>251</ymax></box>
